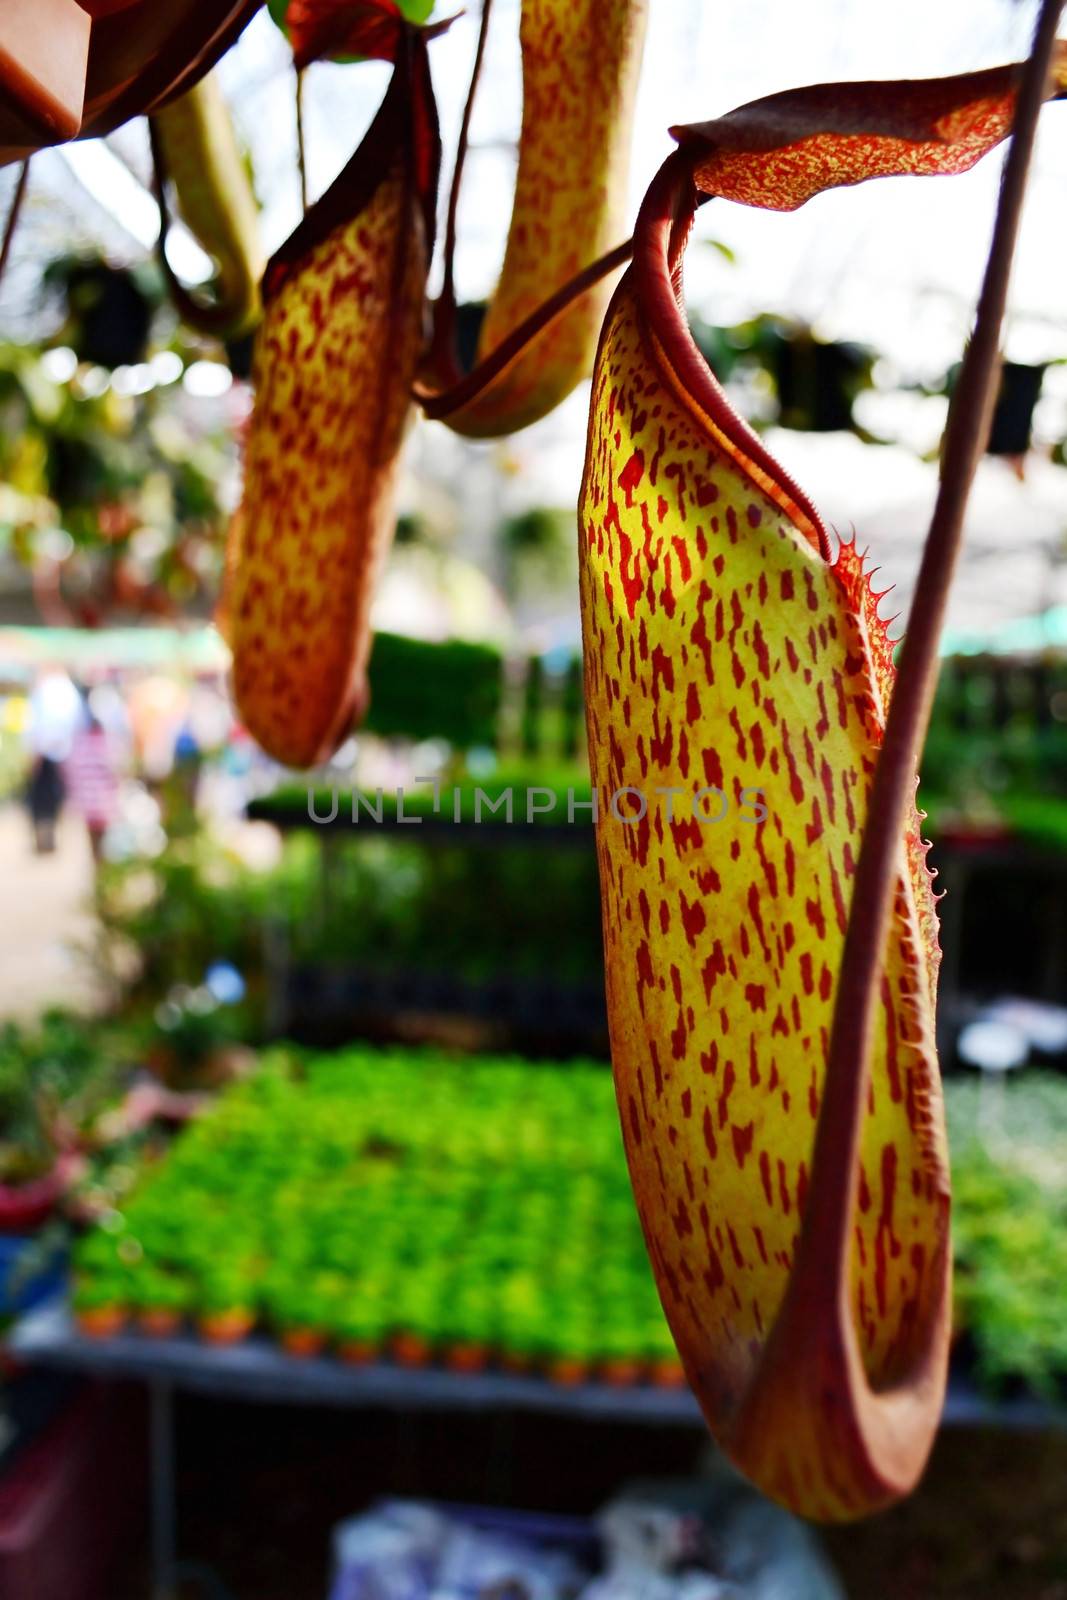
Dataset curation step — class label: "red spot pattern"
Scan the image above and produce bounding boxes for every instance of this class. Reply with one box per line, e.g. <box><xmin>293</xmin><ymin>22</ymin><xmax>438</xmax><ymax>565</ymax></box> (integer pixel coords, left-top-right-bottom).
<box><xmin>578</xmin><ymin>272</ymin><xmax>948</xmax><ymax>1421</ymax></box>
<box><xmin>230</xmin><ymin>162</ymin><xmax>427</xmax><ymax>768</ymax></box>
<box><xmin>446</xmin><ymin>0</ymin><xmax>648</xmax><ymax>435</ymax></box>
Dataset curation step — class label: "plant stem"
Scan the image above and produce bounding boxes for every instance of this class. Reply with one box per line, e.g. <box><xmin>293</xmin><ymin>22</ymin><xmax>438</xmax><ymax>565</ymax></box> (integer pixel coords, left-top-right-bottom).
<box><xmin>802</xmin><ymin>0</ymin><xmax>1065</xmax><ymax>1265</ymax></box>
<box><xmin>0</xmin><ymin>161</ymin><xmax>29</xmax><ymax>287</ymax></box>
<box><xmin>429</xmin><ymin>0</ymin><xmax>495</xmax><ymax>386</ymax></box>
<box><xmin>295</xmin><ymin>68</ymin><xmax>309</xmax><ymax>216</ymax></box>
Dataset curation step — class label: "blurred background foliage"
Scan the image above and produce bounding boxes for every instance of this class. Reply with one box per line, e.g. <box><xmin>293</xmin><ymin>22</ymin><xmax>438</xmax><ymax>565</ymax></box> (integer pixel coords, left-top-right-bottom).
<box><xmin>0</xmin><ymin>252</ymin><xmax>237</xmax><ymax>628</ymax></box>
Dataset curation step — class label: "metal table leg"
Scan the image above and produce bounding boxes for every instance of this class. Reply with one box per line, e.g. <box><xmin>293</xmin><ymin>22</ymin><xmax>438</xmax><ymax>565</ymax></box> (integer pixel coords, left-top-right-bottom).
<box><xmin>150</xmin><ymin>1379</ymin><xmax>178</xmax><ymax>1600</ymax></box>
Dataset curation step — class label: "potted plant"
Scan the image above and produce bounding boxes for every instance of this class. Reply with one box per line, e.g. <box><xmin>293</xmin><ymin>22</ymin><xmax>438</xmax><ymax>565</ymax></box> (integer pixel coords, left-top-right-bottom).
<box><xmin>596</xmin><ymin>1316</ymin><xmax>645</xmax><ymax>1387</ymax></box>
<box><xmin>280</xmin><ymin>1324</ymin><xmax>326</xmax><ymax>1359</ymax></box>
<box><xmin>196</xmin><ymin>1267</ymin><xmax>256</xmax><ymax>1345</ymax></box>
<box><xmin>72</xmin><ymin>1274</ymin><xmax>127</xmax><ymax>1338</ymax></box>
<box><xmin>131</xmin><ymin>1264</ymin><xmax>190</xmax><ymax>1339</ymax></box>
<box><xmin>71</xmin><ymin>1226</ymin><xmax>132</xmax><ymax>1335</ymax></box>
<box><xmin>497</xmin><ymin>1272</ymin><xmax>549</xmax><ymax>1374</ymax></box>
<box><xmin>388</xmin><ymin>1275</ymin><xmax>438</xmax><ymax>1368</ymax></box>
<box><xmin>0</xmin><ymin>1025</ymin><xmax>75</xmax><ymax>1232</ymax></box>
<box><xmin>332</xmin><ymin>1297</ymin><xmax>388</xmax><ymax>1366</ymax></box>
<box><xmin>440</xmin><ymin>1278</ymin><xmax>493</xmax><ymax>1373</ymax></box>
<box><xmin>548</xmin><ymin>1316</ymin><xmax>597</xmax><ymax>1386</ymax></box>
<box><xmin>273</xmin><ymin>1273</ymin><xmax>333</xmax><ymax>1359</ymax></box>
<box><xmin>391</xmin><ymin>1328</ymin><xmax>434</xmax><ymax>1367</ymax></box>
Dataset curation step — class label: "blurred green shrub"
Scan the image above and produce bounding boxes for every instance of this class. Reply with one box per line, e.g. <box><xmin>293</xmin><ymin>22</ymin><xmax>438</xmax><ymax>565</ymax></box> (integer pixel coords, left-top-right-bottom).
<box><xmin>363</xmin><ymin>632</ymin><xmax>503</xmax><ymax>749</ymax></box>
<box><xmin>98</xmin><ymin>767</ymin><xmax>605</xmax><ymax>1014</ymax></box>
<box><xmin>947</xmin><ymin>1073</ymin><xmax>1067</xmax><ymax>1396</ymax></box>
<box><xmin>0</xmin><ymin>1009</ymin><xmax>130</xmax><ymax>1183</ymax></box>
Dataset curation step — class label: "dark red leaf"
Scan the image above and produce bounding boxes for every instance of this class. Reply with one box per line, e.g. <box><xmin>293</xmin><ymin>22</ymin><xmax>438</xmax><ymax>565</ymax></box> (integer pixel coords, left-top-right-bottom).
<box><xmin>288</xmin><ymin>0</ymin><xmax>405</xmax><ymax>70</ymax></box>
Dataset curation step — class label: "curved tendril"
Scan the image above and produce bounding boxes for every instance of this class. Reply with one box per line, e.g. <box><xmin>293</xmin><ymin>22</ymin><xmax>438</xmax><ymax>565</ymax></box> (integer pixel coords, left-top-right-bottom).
<box><xmin>148</xmin><ymin>116</ymin><xmax>244</xmax><ymax>338</ymax></box>
<box><xmin>417</xmin><ymin>234</ymin><xmax>635</xmax><ymax>416</ymax></box>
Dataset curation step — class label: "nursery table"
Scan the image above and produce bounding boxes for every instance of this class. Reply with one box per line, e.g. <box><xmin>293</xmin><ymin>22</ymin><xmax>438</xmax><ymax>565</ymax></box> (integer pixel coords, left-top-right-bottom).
<box><xmin>9</xmin><ymin>1300</ymin><xmax>701</xmax><ymax>1600</ymax></box>
<box><xmin>10</xmin><ymin>1300</ymin><xmax>1067</xmax><ymax>1600</ymax></box>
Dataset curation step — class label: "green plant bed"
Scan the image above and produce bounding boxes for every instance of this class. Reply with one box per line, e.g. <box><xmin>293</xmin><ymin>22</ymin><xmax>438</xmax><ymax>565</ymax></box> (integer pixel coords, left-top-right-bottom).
<box><xmin>69</xmin><ymin>1046</ymin><xmax>676</xmax><ymax>1376</ymax></box>
<box><xmin>945</xmin><ymin>1073</ymin><xmax>1067</xmax><ymax>1398</ymax></box>
<box><xmin>920</xmin><ymin>712</ymin><xmax>1067</xmax><ymax>808</ymax></box>
<box><xmin>918</xmin><ymin>787</ymin><xmax>1067</xmax><ymax>853</ymax></box>
<box><xmin>992</xmin><ymin>793</ymin><xmax>1067</xmax><ymax>853</ymax></box>
<box><xmin>70</xmin><ymin>1048</ymin><xmax>1067</xmax><ymax>1398</ymax></box>
<box><xmin>918</xmin><ymin>705</ymin><xmax>1067</xmax><ymax>852</ymax></box>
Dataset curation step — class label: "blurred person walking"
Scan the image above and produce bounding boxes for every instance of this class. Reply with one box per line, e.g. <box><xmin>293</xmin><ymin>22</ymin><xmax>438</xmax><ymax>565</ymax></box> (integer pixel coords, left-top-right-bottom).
<box><xmin>24</xmin><ymin>666</ymin><xmax>83</xmax><ymax>853</ymax></box>
<box><xmin>64</xmin><ymin>693</ymin><xmax>121</xmax><ymax>863</ymax></box>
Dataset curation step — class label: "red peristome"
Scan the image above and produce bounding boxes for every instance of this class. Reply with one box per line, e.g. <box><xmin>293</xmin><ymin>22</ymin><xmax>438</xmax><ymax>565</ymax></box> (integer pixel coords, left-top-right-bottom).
<box><xmin>635</xmin><ymin>152</ymin><xmax>831</xmax><ymax>562</ymax></box>
<box><xmin>672</xmin><ymin>45</ymin><xmax>1067</xmax><ymax>211</ymax></box>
